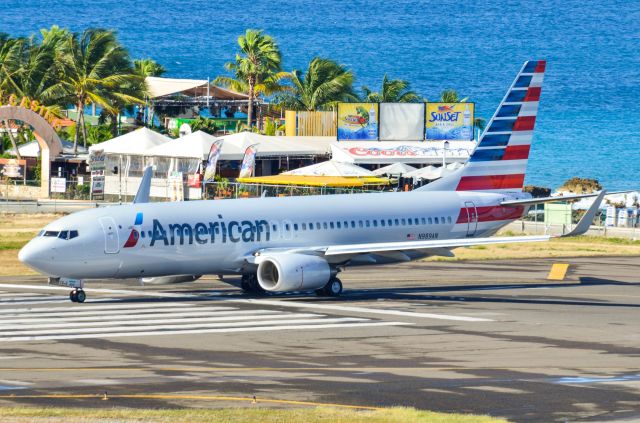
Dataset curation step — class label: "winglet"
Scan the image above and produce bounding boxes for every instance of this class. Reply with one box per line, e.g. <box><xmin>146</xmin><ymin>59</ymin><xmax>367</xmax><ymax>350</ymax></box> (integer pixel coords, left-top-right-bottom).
<box><xmin>561</xmin><ymin>190</ymin><xmax>606</xmax><ymax>237</ymax></box>
<box><xmin>133</xmin><ymin>166</ymin><xmax>153</xmax><ymax>204</ymax></box>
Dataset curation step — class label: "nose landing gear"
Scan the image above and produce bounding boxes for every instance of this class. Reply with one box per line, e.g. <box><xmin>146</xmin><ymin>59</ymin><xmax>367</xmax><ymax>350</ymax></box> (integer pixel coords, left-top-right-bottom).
<box><xmin>69</xmin><ymin>289</ymin><xmax>86</xmax><ymax>303</ymax></box>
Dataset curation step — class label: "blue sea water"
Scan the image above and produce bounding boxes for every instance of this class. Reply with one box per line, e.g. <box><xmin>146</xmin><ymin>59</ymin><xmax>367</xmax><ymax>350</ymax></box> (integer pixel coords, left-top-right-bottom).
<box><xmin>2</xmin><ymin>0</ymin><xmax>639</xmax><ymax>189</ymax></box>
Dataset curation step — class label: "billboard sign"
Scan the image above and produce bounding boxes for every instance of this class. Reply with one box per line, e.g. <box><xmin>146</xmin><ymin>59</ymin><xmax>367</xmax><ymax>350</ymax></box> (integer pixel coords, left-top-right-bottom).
<box><xmin>425</xmin><ymin>103</ymin><xmax>474</xmax><ymax>141</ymax></box>
<box><xmin>337</xmin><ymin>103</ymin><xmax>379</xmax><ymax>140</ymax></box>
<box><xmin>50</xmin><ymin>177</ymin><xmax>66</xmax><ymax>193</ymax></box>
<box><xmin>88</xmin><ymin>149</ymin><xmax>106</xmax><ymax>171</ymax></box>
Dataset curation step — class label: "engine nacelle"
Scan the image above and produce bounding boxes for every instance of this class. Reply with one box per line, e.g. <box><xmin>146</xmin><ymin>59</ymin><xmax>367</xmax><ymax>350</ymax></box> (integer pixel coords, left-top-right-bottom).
<box><xmin>140</xmin><ymin>275</ymin><xmax>201</xmax><ymax>285</ymax></box>
<box><xmin>256</xmin><ymin>254</ymin><xmax>330</xmax><ymax>292</ymax></box>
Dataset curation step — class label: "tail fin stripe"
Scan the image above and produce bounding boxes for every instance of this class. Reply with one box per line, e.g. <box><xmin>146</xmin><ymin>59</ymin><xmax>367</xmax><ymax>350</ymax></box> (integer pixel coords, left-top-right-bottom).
<box><xmin>456</xmin><ymin>174</ymin><xmax>525</xmax><ymax>191</ymax></box>
<box><xmin>524</xmin><ymin>87</ymin><xmax>541</xmax><ymax>102</ymax></box>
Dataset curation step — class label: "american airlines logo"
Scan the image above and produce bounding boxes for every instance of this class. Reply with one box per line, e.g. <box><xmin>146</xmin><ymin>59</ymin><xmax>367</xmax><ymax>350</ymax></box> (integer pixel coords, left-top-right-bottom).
<box><xmin>149</xmin><ymin>217</ymin><xmax>271</xmax><ymax>246</ymax></box>
<box><xmin>123</xmin><ymin>212</ymin><xmax>143</xmax><ymax>248</ymax></box>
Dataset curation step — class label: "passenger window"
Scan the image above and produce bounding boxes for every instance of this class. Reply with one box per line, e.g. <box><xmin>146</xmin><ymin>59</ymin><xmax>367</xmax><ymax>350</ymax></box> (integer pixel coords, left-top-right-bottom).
<box><xmin>435</xmin><ymin>217</ymin><xmax>439</xmax><ymax>224</ymax></box>
<box><xmin>351</xmin><ymin>221</ymin><xmax>356</xmax><ymax>228</ymax></box>
<box><xmin>309</xmin><ymin>223</ymin><xmax>314</xmax><ymax>230</ymax></box>
<box><xmin>337</xmin><ymin>222</ymin><xmax>341</xmax><ymax>229</ymax></box>
<box><xmin>359</xmin><ymin>221</ymin><xmax>363</xmax><ymax>228</ymax></box>
<box><xmin>344</xmin><ymin>221</ymin><xmax>348</xmax><ymax>227</ymax></box>
<box><xmin>415</xmin><ymin>219</ymin><xmax>420</xmax><ymax>226</ymax></box>
<box><xmin>408</xmin><ymin>218</ymin><xmax>413</xmax><ymax>225</ymax></box>
<box><xmin>285</xmin><ymin>224</ymin><xmax>290</xmax><ymax>231</ymax></box>
<box><xmin>421</xmin><ymin>218</ymin><xmax>426</xmax><ymax>224</ymax></box>
<box><xmin>447</xmin><ymin>216</ymin><xmax>452</xmax><ymax>224</ymax></box>
<box><xmin>330</xmin><ymin>222</ymin><xmax>334</xmax><ymax>229</ymax></box>
<box><xmin>272</xmin><ymin>224</ymin><xmax>278</xmax><ymax>231</ymax></box>
<box><xmin>381</xmin><ymin>220</ymin><xmax>385</xmax><ymax>227</ymax></box>
<box><xmin>394</xmin><ymin>219</ymin><xmax>399</xmax><ymax>225</ymax></box>
<box><xmin>428</xmin><ymin>217</ymin><xmax>432</xmax><ymax>224</ymax></box>
<box><xmin>388</xmin><ymin>219</ymin><xmax>393</xmax><ymax>226</ymax></box>
<box><xmin>373</xmin><ymin>220</ymin><xmax>378</xmax><ymax>227</ymax></box>
<box><xmin>441</xmin><ymin>216</ymin><xmax>445</xmax><ymax>223</ymax></box>
<box><xmin>323</xmin><ymin>222</ymin><xmax>328</xmax><ymax>229</ymax></box>
<box><xmin>316</xmin><ymin>222</ymin><xmax>321</xmax><ymax>230</ymax></box>
<box><xmin>58</xmin><ymin>231</ymin><xmax>68</xmax><ymax>239</ymax></box>
<box><xmin>364</xmin><ymin>220</ymin><xmax>369</xmax><ymax>228</ymax></box>
<box><xmin>401</xmin><ymin>219</ymin><xmax>406</xmax><ymax>225</ymax></box>
<box><xmin>293</xmin><ymin>224</ymin><xmax>298</xmax><ymax>231</ymax></box>
<box><xmin>302</xmin><ymin>223</ymin><xmax>307</xmax><ymax>230</ymax></box>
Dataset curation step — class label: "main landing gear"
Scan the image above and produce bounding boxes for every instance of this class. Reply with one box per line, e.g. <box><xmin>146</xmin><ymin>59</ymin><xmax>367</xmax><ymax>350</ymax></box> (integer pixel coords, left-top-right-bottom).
<box><xmin>240</xmin><ymin>274</ymin><xmax>266</xmax><ymax>295</ymax></box>
<box><xmin>315</xmin><ymin>277</ymin><xmax>343</xmax><ymax>297</ymax></box>
<box><xmin>69</xmin><ymin>289</ymin><xmax>86</xmax><ymax>303</ymax></box>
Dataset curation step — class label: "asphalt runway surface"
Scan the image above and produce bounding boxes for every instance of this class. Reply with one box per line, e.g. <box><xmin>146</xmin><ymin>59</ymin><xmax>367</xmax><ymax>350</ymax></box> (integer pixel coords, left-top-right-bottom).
<box><xmin>0</xmin><ymin>256</ymin><xmax>639</xmax><ymax>422</ymax></box>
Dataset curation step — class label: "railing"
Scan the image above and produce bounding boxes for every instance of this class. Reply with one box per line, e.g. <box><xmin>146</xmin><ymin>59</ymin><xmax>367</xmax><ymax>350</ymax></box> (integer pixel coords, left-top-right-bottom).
<box><xmin>202</xmin><ymin>181</ymin><xmax>383</xmax><ymax>200</ymax></box>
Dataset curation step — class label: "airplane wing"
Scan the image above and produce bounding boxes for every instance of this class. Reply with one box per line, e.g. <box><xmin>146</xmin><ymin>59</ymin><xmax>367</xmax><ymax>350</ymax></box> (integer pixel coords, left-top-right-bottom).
<box><xmin>133</xmin><ymin>166</ymin><xmax>153</xmax><ymax>204</ymax></box>
<box><xmin>501</xmin><ymin>189</ymin><xmax>628</xmax><ymax>206</ymax></box>
<box><xmin>253</xmin><ymin>187</ymin><xmax>606</xmax><ymax>261</ymax></box>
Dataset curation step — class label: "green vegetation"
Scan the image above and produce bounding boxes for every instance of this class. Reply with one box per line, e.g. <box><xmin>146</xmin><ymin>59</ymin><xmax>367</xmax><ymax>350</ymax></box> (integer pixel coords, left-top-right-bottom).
<box><xmin>362</xmin><ymin>74</ymin><xmax>421</xmax><ymax>103</ymax></box>
<box><xmin>214</xmin><ymin>29</ymin><xmax>285</xmax><ymax>127</ymax></box>
<box><xmin>276</xmin><ymin>57</ymin><xmax>358</xmax><ymax>111</ymax></box>
<box><xmin>0</xmin><ymin>406</ymin><xmax>508</xmax><ymax>423</ymax></box>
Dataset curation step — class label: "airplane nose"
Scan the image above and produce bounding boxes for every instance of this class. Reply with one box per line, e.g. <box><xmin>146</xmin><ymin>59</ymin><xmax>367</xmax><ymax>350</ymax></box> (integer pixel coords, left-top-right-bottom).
<box><xmin>18</xmin><ymin>242</ymin><xmax>52</xmax><ymax>272</ymax></box>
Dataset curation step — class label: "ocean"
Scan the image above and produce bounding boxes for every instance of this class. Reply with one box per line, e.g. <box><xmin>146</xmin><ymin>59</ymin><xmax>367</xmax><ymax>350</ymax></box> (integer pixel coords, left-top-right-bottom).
<box><xmin>2</xmin><ymin>0</ymin><xmax>638</xmax><ymax>189</ymax></box>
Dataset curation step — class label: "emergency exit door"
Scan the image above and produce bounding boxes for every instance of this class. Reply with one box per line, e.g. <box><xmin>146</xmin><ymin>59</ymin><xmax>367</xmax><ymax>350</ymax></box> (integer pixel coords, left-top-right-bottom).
<box><xmin>465</xmin><ymin>202</ymin><xmax>478</xmax><ymax>236</ymax></box>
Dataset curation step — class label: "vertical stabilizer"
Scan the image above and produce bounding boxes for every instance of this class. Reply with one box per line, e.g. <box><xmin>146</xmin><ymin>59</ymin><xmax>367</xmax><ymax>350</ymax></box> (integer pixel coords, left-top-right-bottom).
<box><xmin>419</xmin><ymin>60</ymin><xmax>546</xmax><ymax>193</ymax></box>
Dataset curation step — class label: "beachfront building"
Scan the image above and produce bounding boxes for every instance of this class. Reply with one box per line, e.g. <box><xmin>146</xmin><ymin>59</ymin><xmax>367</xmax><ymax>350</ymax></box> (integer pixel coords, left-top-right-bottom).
<box><xmin>144</xmin><ymin>77</ymin><xmax>255</xmax><ymax>134</ymax></box>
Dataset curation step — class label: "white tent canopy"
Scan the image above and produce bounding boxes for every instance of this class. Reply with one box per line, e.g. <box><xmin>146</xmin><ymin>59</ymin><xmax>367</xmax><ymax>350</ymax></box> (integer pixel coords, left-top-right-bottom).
<box><xmin>406</xmin><ymin>162</ymin><xmax>463</xmax><ymax>180</ymax></box>
<box><xmin>145</xmin><ymin>77</ymin><xmax>250</xmax><ymax>100</ymax></box>
<box><xmin>89</xmin><ymin>127</ymin><xmax>172</xmax><ymax>155</ymax></box>
<box><xmin>216</xmin><ymin>132</ymin><xmax>331</xmax><ymax>161</ymax></box>
<box><xmin>10</xmin><ymin>140</ymin><xmax>87</xmax><ymax>157</ymax></box>
<box><xmin>372</xmin><ymin>162</ymin><xmax>417</xmax><ymax>176</ymax></box>
<box><xmin>145</xmin><ymin>130</ymin><xmax>218</xmax><ymax>160</ymax></box>
<box><xmin>283</xmin><ymin>160</ymin><xmax>375</xmax><ymax>177</ymax></box>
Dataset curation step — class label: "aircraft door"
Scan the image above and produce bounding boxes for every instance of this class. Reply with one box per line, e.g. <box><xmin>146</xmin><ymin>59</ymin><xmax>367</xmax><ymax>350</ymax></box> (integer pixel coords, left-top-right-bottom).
<box><xmin>464</xmin><ymin>201</ymin><xmax>478</xmax><ymax>237</ymax></box>
<box><xmin>99</xmin><ymin>217</ymin><xmax>120</xmax><ymax>254</ymax></box>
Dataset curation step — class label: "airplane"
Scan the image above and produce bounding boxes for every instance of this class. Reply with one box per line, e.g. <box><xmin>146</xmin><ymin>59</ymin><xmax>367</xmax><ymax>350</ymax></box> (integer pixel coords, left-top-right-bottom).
<box><xmin>19</xmin><ymin>60</ymin><xmax>608</xmax><ymax>303</ymax></box>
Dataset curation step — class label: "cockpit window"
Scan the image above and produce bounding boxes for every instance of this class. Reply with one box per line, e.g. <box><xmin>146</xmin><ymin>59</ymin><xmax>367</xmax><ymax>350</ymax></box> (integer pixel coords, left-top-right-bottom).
<box><xmin>69</xmin><ymin>230</ymin><xmax>79</xmax><ymax>239</ymax></box>
<box><xmin>37</xmin><ymin>230</ymin><xmax>45</xmax><ymax>236</ymax></box>
<box><xmin>58</xmin><ymin>231</ymin><xmax>68</xmax><ymax>239</ymax></box>
<box><xmin>44</xmin><ymin>231</ymin><xmax>59</xmax><ymax>237</ymax></box>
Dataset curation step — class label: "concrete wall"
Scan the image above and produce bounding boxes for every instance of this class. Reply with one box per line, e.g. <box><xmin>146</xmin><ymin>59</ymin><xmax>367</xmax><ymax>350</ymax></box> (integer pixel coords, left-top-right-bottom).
<box><xmin>0</xmin><ymin>183</ymin><xmax>41</xmax><ymax>200</ymax></box>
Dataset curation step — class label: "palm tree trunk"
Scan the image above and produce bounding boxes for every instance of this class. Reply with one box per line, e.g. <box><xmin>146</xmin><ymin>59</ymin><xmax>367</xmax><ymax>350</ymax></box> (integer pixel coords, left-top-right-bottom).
<box><xmin>3</xmin><ymin>120</ymin><xmax>21</xmax><ymax>160</ymax></box>
<box><xmin>247</xmin><ymin>81</ymin><xmax>255</xmax><ymax>128</ymax></box>
<box><xmin>81</xmin><ymin>109</ymin><xmax>88</xmax><ymax>148</ymax></box>
<box><xmin>73</xmin><ymin>101</ymin><xmax>83</xmax><ymax>155</ymax></box>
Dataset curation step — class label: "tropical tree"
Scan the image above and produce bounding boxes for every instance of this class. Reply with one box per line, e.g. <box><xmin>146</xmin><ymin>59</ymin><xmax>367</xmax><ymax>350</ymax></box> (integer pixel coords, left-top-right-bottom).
<box><xmin>57</xmin><ymin>28</ymin><xmax>145</xmax><ymax>153</ymax></box>
<box><xmin>214</xmin><ymin>29</ymin><xmax>283</xmax><ymax>127</ymax></box>
<box><xmin>134</xmin><ymin>58</ymin><xmax>166</xmax><ymax>77</ymax></box>
<box><xmin>189</xmin><ymin>116</ymin><xmax>218</xmax><ymax>135</ymax></box>
<box><xmin>0</xmin><ymin>33</ymin><xmax>25</xmax><ymax>158</ymax></box>
<box><xmin>438</xmin><ymin>89</ymin><xmax>486</xmax><ymax>134</ymax></box>
<box><xmin>276</xmin><ymin>57</ymin><xmax>358</xmax><ymax>111</ymax></box>
<box><xmin>361</xmin><ymin>74</ymin><xmax>421</xmax><ymax>103</ymax></box>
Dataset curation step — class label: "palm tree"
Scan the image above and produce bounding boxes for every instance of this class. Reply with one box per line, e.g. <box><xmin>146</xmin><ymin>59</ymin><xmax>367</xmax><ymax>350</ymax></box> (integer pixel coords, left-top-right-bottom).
<box><xmin>214</xmin><ymin>29</ymin><xmax>282</xmax><ymax>127</ymax></box>
<box><xmin>134</xmin><ymin>58</ymin><xmax>166</xmax><ymax>77</ymax></box>
<box><xmin>0</xmin><ymin>34</ymin><xmax>25</xmax><ymax>158</ymax></box>
<box><xmin>57</xmin><ymin>28</ymin><xmax>144</xmax><ymax>153</ymax></box>
<box><xmin>276</xmin><ymin>57</ymin><xmax>358</xmax><ymax>111</ymax></box>
<box><xmin>438</xmin><ymin>89</ymin><xmax>486</xmax><ymax>134</ymax></box>
<box><xmin>361</xmin><ymin>74</ymin><xmax>421</xmax><ymax>103</ymax></box>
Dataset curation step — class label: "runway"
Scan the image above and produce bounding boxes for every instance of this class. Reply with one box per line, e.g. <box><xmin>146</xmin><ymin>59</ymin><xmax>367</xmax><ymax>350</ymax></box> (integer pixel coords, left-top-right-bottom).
<box><xmin>0</xmin><ymin>256</ymin><xmax>639</xmax><ymax>422</ymax></box>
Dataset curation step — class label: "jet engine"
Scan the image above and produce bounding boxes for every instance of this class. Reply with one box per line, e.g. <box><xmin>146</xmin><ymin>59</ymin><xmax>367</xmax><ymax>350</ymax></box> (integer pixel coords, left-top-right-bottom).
<box><xmin>256</xmin><ymin>254</ymin><xmax>330</xmax><ymax>292</ymax></box>
<box><xmin>140</xmin><ymin>275</ymin><xmax>202</xmax><ymax>284</ymax></box>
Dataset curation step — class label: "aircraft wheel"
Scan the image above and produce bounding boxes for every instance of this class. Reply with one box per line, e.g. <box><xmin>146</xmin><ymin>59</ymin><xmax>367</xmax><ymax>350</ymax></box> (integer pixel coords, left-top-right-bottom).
<box><xmin>241</xmin><ymin>274</ymin><xmax>266</xmax><ymax>295</ymax></box>
<box><xmin>76</xmin><ymin>289</ymin><xmax>86</xmax><ymax>303</ymax></box>
<box><xmin>316</xmin><ymin>278</ymin><xmax>342</xmax><ymax>297</ymax></box>
<box><xmin>70</xmin><ymin>290</ymin><xmax>78</xmax><ymax>302</ymax></box>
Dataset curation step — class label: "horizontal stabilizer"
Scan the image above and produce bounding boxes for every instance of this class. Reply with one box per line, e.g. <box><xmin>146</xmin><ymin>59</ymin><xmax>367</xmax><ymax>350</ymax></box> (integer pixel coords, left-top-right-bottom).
<box><xmin>502</xmin><ymin>190</ymin><xmax>627</xmax><ymax>207</ymax></box>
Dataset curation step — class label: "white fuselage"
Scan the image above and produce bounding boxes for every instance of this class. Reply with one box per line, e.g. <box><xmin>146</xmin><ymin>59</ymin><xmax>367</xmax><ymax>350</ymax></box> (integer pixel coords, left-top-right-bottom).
<box><xmin>19</xmin><ymin>190</ymin><xmax>527</xmax><ymax>280</ymax></box>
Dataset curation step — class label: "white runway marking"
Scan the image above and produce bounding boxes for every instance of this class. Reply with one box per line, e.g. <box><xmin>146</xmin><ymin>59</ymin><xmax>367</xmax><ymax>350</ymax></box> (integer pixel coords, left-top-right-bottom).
<box><xmin>0</xmin><ymin>286</ymin><xmax>411</xmax><ymax>342</ymax></box>
<box><xmin>239</xmin><ymin>299</ymin><xmax>493</xmax><ymax>322</ymax></box>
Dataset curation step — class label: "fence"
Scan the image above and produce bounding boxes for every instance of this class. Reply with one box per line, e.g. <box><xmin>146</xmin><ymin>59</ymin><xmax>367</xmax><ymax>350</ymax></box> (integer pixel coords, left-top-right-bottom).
<box><xmin>285</xmin><ymin>110</ymin><xmax>336</xmax><ymax>136</ymax></box>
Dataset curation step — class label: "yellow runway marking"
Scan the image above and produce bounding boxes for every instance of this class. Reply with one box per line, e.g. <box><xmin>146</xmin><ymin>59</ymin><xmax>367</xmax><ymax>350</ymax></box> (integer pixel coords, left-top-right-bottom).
<box><xmin>547</xmin><ymin>263</ymin><xmax>570</xmax><ymax>280</ymax></box>
<box><xmin>0</xmin><ymin>393</ymin><xmax>382</xmax><ymax>410</ymax></box>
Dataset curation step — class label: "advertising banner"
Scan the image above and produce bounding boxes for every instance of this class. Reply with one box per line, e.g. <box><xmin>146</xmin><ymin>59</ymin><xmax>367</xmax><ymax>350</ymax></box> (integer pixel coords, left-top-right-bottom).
<box><xmin>337</xmin><ymin>103</ymin><xmax>379</xmax><ymax>140</ymax></box>
<box><xmin>425</xmin><ymin>103</ymin><xmax>474</xmax><ymax>141</ymax></box>
<box><xmin>168</xmin><ymin>171</ymin><xmax>184</xmax><ymax>202</ymax></box>
<box><xmin>379</xmin><ymin>103</ymin><xmax>425</xmax><ymax>141</ymax></box>
<box><xmin>88</xmin><ymin>149</ymin><xmax>106</xmax><ymax>171</ymax></box>
<box><xmin>90</xmin><ymin>172</ymin><xmax>104</xmax><ymax>200</ymax></box>
<box><xmin>239</xmin><ymin>143</ymin><xmax>259</xmax><ymax>179</ymax></box>
<box><xmin>203</xmin><ymin>140</ymin><xmax>223</xmax><ymax>182</ymax></box>
<box><xmin>50</xmin><ymin>177</ymin><xmax>66</xmax><ymax>193</ymax></box>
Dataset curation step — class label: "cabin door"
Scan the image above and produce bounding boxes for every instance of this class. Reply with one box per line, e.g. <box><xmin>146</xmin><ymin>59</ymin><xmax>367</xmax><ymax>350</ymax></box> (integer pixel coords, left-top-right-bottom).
<box><xmin>99</xmin><ymin>217</ymin><xmax>120</xmax><ymax>254</ymax></box>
